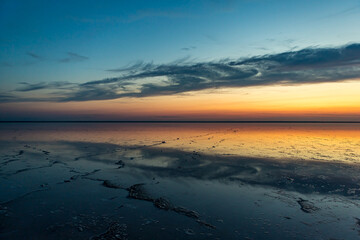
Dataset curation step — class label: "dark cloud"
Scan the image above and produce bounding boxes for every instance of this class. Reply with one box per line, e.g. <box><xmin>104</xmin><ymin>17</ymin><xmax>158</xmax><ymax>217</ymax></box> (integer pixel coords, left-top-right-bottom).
<box><xmin>106</xmin><ymin>61</ymin><xmax>155</xmax><ymax>73</ymax></box>
<box><xmin>181</xmin><ymin>46</ymin><xmax>196</xmax><ymax>51</ymax></box>
<box><xmin>26</xmin><ymin>52</ymin><xmax>45</xmax><ymax>60</ymax></box>
<box><xmin>0</xmin><ymin>93</ymin><xmax>16</xmax><ymax>102</ymax></box>
<box><xmin>16</xmin><ymin>82</ymin><xmax>75</xmax><ymax>92</ymax></box>
<box><xmin>59</xmin><ymin>52</ymin><xmax>89</xmax><ymax>63</ymax></box>
<box><xmin>234</xmin><ymin>43</ymin><xmax>360</xmax><ymax>69</ymax></box>
<box><xmin>24</xmin><ymin>51</ymin><xmax>88</xmax><ymax>64</ymax></box>
<box><xmin>63</xmin><ymin>84</ymin><xmax>120</xmax><ymax>101</ymax></box>
<box><xmin>4</xmin><ymin>43</ymin><xmax>360</xmax><ymax>102</ymax></box>
<box><xmin>0</xmin><ymin>92</ymin><xmax>60</xmax><ymax>103</ymax></box>
<box><xmin>65</xmin><ymin>43</ymin><xmax>360</xmax><ymax>101</ymax></box>
<box><xmin>16</xmin><ymin>82</ymin><xmax>48</xmax><ymax>92</ymax></box>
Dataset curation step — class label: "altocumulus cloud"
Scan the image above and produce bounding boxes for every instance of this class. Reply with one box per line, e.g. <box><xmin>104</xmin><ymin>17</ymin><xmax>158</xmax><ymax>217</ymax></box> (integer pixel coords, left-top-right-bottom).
<box><xmin>4</xmin><ymin>43</ymin><xmax>360</xmax><ymax>102</ymax></box>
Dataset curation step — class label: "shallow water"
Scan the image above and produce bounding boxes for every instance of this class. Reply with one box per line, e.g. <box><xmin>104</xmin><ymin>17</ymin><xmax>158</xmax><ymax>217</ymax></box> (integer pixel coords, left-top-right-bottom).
<box><xmin>1</xmin><ymin>123</ymin><xmax>360</xmax><ymax>239</ymax></box>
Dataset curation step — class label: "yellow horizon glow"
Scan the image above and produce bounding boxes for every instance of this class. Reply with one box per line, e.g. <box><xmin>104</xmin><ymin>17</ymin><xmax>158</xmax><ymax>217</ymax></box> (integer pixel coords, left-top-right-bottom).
<box><xmin>1</xmin><ymin>122</ymin><xmax>359</xmax><ymax>163</ymax></box>
<box><xmin>2</xmin><ymin>80</ymin><xmax>360</xmax><ymax>120</ymax></box>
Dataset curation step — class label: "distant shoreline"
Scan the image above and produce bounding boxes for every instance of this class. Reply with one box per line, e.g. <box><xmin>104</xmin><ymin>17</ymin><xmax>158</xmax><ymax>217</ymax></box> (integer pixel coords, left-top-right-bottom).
<box><xmin>1</xmin><ymin>121</ymin><xmax>360</xmax><ymax>123</ymax></box>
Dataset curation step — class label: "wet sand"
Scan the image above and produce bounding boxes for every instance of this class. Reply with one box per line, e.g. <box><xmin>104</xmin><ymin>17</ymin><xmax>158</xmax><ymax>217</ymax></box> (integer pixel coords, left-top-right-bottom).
<box><xmin>1</xmin><ymin>123</ymin><xmax>360</xmax><ymax>239</ymax></box>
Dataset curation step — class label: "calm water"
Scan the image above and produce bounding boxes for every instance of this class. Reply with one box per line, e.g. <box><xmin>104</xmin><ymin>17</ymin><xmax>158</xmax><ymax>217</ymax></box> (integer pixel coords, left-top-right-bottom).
<box><xmin>1</xmin><ymin>123</ymin><xmax>360</xmax><ymax>239</ymax></box>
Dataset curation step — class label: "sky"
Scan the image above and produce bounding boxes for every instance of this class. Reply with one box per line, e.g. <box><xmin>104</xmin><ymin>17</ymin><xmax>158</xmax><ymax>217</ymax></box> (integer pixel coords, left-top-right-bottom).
<box><xmin>1</xmin><ymin>0</ymin><xmax>360</xmax><ymax>121</ymax></box>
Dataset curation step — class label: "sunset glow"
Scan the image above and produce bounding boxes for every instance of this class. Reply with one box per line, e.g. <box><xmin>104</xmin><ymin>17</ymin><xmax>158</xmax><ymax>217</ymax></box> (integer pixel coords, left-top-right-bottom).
<box><xmin>1</xmin><ymin>0</ymin><xmax>360</xmax><ymax>121</ymax></box>
<box><xmin>2</xmin><ymin>80</ymin><xmax>359</xmax><ymax>121</ymax></box>
<box><xmin>2</xmin><ymin>2</ymin><xmax>360</xmax><ymax>238</ymax></box>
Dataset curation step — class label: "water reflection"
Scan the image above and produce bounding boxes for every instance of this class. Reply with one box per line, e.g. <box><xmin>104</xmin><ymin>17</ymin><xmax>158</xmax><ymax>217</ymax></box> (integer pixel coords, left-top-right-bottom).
<box><xmin>1</xmin><ymin>123</ymin><xmax>360</xmax><ymax>239</ymax></box>
<box><xmin>2</xmin><ymin>123</ymin><xmax>360</xmax><ymax>163</ymax></box>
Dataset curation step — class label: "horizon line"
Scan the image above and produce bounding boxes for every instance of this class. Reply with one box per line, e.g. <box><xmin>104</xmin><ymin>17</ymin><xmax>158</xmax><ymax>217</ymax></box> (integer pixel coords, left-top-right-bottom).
<box><xmin>1</xmin><ymin>121</ymin><xmax>360</xmax><ymax>123</ymax></box>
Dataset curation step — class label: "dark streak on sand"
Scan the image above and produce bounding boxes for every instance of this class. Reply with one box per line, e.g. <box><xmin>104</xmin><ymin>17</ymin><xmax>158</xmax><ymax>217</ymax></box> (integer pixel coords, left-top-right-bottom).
<box><xmin>101</xmin><ymin>182</ymin><xmax>216</xmax><ymax>229</ymax></box>
<box><xmin>103</xmin><ymin>180</ymin><xmax>124</xmax><ymax>189</ymax></box>
<box><xmin>126</xmin><ymin>183</ymin><xmax>215</xmax><ymax>229</ymax></box>
<box><xmin>80</xmin><ymin>175</ymin><xmax>215</xmax><ymax>230</ymax></box>
<box><xmin>297</xmin><ymin>198</ymin><xmax>319</xmax><ymax>213</ymax></box>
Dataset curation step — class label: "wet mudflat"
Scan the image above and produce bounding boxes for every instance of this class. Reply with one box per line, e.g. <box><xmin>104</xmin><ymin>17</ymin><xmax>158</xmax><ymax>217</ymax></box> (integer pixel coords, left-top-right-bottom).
<box><xmin>1</xmin><ymin>123</ymin><xmax>360</xmax><ymax>239</ymax></box>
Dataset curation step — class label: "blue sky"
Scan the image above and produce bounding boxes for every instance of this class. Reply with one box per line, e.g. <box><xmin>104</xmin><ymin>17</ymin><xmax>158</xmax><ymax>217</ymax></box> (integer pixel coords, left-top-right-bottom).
<box><xmin>1</xmin><ymin>0</ymin><xmax>360</xmax><ymax>88</ymax></box>
<box><xmin>1</xmin><ymin>1</ymin><xmax>360</xmax><ymax>121</ymax></box>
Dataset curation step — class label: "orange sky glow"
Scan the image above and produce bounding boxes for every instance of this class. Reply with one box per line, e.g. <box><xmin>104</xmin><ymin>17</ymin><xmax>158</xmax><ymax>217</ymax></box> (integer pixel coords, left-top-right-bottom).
<box><xmin>1</xmin><ymin>80</ymin><xmax>360</xmax><ymax>121</ymax></box>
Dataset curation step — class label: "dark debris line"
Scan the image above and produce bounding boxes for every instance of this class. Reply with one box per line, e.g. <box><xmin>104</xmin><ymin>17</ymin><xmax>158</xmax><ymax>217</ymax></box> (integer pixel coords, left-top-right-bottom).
<box><xmin>101</xmin><ymin>181</ymin><xmax>216</xmax><ymax>229</ymax></box>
